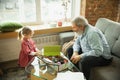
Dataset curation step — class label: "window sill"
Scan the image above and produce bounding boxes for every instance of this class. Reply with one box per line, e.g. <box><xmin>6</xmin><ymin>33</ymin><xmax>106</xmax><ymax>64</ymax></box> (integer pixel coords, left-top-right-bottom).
<box><xmin>0</xmin><ymin>25</ymin><xmax>72</xmax><ymax>39</ymax></box>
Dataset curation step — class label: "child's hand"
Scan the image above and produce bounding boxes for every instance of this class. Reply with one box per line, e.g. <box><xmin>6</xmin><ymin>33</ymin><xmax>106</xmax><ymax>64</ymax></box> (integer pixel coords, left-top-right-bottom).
<box><xmin>35</xmin><ymin>51</ymin><xmax>42</xmax><ymax>56</ymax></box>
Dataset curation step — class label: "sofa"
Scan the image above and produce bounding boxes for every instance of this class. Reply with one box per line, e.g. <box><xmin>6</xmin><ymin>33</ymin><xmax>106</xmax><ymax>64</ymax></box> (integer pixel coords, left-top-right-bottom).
<box><xmin>90</xmin><ymin>18</ymin><xmax>120</xmax><ymax>80</ymax></box>
<box><xmin>59</xmin><ymin>18</ymin><xmax>120</xmax><ymax>80</ymax></box>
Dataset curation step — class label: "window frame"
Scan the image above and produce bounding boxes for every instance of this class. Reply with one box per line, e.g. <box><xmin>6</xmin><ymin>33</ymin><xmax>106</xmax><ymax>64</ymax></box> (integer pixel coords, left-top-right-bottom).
<box><xmin>0</xmin><ymin>0</ymin><xmax>81</xmax><ymax>26</ymax></box>
<box><xmin>25</xmin><ymin>0</ymin><xmax>81</xmax><ymax>26</ymax></box>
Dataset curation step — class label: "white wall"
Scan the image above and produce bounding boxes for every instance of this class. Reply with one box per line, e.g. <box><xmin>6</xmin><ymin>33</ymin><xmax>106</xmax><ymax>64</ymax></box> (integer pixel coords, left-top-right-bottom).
<box><xmin>0</xmin><ymin>34</ymin><xmax>59</xmax><ymax>62</ymax></box>
<box><xmin>0</xmin><ymin>38</ymin><xmax>21</xmax><ymax>62</ymax></box>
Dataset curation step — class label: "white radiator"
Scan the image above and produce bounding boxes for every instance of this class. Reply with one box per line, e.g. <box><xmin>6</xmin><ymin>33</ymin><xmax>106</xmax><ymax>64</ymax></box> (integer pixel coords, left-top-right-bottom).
<box><xmin>33</xmin><ymin>34</ymin><xmax>59</xmax><ymax>49</ymax></box>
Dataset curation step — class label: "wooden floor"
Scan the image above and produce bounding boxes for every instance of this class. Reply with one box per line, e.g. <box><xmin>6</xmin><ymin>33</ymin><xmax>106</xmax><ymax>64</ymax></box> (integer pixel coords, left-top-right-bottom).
<box><xmin>0</xmin><ymin>60</ymin><xmax>30</xmax><ymax>80</ymax></box>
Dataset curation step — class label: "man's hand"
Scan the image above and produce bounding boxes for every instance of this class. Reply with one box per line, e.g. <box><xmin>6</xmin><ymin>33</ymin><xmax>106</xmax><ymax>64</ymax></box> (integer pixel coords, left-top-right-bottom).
<box><xmin>62</xmin><ymin>41</ymin><xmax>74</xmax><ymax>54</ymax></box>
<box><xmin>70</xmin><ymin>52</ymin><xmax>81</xmax><ymax>64</ymax></box>
<box><xmin>62</xmin><ymin>42</ymin><xmax>68</xmax><ymax>53</ymax></box>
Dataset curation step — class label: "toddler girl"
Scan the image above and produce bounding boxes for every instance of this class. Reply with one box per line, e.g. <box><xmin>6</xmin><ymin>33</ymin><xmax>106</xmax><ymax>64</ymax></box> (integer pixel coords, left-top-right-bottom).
<box><xmin>18</xmin><ymin>27</ymin><xmax>41</xmax><ymax>67</ymax></box>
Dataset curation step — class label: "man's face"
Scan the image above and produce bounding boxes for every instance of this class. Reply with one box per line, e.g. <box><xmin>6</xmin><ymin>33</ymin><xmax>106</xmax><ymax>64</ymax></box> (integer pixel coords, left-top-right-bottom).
<box><xmin>72</xmin><ymin>23</ymin><xmax>83</xmax><ymax>35</ymax></box>
<box><xmin>72</xmin><ymin>23</ymin><xmax>79</xmax><ymax>32</ymax></box>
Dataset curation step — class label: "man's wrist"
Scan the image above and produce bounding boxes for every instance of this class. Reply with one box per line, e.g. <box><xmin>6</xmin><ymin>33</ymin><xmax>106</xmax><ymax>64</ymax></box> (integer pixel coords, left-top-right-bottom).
<box><xmin>73</xmin><ymin>51</ymin><xmax>78</xmax><ymax>55</ymax></box>
<box><xmin>79</xmin><ymin>55</ymin><xmax>82</xmax><ymax>58</ymax></box>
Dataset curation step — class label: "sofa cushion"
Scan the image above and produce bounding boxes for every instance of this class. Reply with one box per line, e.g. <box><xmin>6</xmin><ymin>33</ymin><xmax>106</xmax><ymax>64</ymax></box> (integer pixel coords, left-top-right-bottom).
<box><xmin>90</xmin><ymin>56</ymin><xmax>120</xmax><ymax>80</ymax></box>
<box><xmin>95</xmin><ymin>18</ymin><xmax>120</xmax><ymax>57</ymax></box>
<box><xmin>91</xmin><ymin>66</ymin><xmax>120</xmax><ymax>80</ymax></box>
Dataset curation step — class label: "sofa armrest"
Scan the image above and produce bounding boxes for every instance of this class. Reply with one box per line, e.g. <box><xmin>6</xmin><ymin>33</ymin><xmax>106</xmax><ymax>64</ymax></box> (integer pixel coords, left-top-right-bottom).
<box><xmin>59</xmin><ymin>32</ymin><xmax>74</xmax><ymax>45</ymax></box>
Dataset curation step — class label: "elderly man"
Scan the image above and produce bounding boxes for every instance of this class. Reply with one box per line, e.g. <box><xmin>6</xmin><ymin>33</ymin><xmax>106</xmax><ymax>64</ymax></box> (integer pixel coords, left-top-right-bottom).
<box><xmin>68</xmin><ymin>16</ymin><xmax>113</xmax><ymax>80</ymax></box>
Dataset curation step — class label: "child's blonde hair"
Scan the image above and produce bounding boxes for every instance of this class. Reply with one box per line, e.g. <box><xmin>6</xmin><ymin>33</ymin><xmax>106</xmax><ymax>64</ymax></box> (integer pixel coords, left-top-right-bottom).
<box><xmin>18</xmin><ymin>27</ymin><xmax>32</xmax><ymax>40</ymax></box>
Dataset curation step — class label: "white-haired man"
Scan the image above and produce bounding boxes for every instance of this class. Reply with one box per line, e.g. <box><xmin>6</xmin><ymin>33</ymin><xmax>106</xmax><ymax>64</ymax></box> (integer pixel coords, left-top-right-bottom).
<box><xmin>67</xmin><ymin>16</ymin><xmax>113</xmax><ymax>80</ymax></box>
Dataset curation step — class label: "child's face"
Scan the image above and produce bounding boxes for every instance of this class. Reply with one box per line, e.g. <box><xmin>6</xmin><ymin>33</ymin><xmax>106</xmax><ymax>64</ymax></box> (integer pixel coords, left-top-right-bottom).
<box><xmin>24</xmin><ymin>31</ymin><xmax>34</xmax><ymax>39</ymax></box>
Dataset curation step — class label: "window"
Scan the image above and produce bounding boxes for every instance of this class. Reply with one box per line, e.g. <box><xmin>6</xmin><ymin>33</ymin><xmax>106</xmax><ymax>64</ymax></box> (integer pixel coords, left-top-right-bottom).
<box><xmin>41</xmin><ymin>0</ymin><xmax>71</xmax><ymax>22</ymax></box>
<box><xmin>0</xmin><ymin>0</ymin><xmax>36</xmax><ymax>23</ymax></box>
<box><xmin>0</xmin><ymin>0</ymin><xmax>80</xmax><ymax>25</ymax></box>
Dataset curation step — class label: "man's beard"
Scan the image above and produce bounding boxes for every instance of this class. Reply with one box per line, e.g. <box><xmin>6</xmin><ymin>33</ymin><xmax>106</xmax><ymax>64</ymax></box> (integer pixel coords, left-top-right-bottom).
<box><xmin>76</xmin><ymin>30</ymin><xmax>83</xmax><ymax>35</ymax></box>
